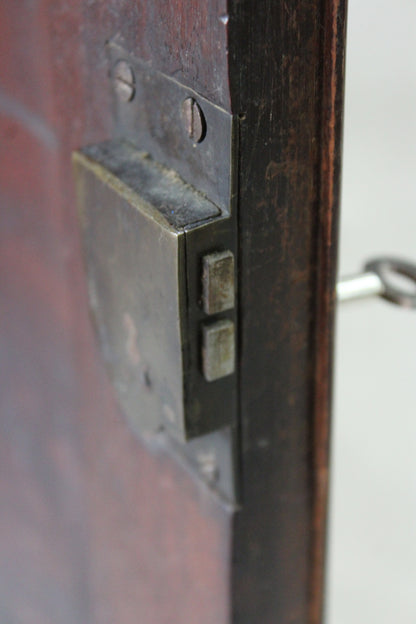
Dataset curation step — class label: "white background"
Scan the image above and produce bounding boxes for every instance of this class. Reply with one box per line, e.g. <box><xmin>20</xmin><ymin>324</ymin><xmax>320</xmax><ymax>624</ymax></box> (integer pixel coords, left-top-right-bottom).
<box><xmin>327</xmin><ymin>0</ymin><xmax>416</xmax><ymax>622</ymax></box>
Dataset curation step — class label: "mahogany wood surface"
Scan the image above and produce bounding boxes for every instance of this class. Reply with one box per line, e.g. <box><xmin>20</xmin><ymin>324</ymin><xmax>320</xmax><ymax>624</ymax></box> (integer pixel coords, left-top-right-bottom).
<box><xmin>0</xmin><ymin>2</ymin><xmax>346</xmax><ymax>623</ymax></box>
<box><xmin>228</xmin><ymin>2</ymin><xmax>346</xmax><ymax>622</ymax></box>
<box><xmin>0</xmin><ymin>3</ymin><xmax>231</xmax><ymax>623</ymax></box>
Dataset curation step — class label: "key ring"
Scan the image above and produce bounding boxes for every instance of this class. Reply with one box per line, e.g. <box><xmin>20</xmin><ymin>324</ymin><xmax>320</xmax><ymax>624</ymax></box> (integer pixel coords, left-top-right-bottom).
<box><xmin>337</xmin><ymin>256</ymin><xmax>416</xmax><ymax>309</ymax></box>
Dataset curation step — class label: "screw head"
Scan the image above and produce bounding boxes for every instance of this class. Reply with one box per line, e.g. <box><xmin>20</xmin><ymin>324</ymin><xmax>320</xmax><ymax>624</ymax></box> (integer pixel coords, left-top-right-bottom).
<box><xmin>197</xmin><ymin>451</ymin><xmax>219</xmax><ymax>485</ymax></box>
<box><xmin>113</xmin><ymin>60</ymin><xmax>135</xmax><ymax>102</ymax></box>
<box><xmin>181</xmin><ymin>97</ymin><xmax>206</xmax><ymax>143</ymax></box>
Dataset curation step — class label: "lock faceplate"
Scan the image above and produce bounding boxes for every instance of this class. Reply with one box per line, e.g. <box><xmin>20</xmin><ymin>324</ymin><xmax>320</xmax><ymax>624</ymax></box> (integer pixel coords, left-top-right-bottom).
<box><xmin>74</xmin><ymin>41</ymin><xmax>239</xmax><ymax>501</ymax></box>
<box><xmin>108</xmin><ymin>37</ymin><xmax>234</xmax><ymax>214</ymax></box>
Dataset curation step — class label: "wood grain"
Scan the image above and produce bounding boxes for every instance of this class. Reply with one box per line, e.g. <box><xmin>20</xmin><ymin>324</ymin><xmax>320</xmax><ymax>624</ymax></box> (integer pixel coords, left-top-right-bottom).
<box><xmin>0</xmin><ymin>3</ymin><xmax>232</xmax><ymax>623</ymax></box>
<box><xmin>228</xmin><ymin>1</ymin><xmax>346</xmax><ymax>621</ymax></box>
<box><xmin>0</xmin><ymin>1</ymin><xmax>346</xmax><ymax>622</ymax></box>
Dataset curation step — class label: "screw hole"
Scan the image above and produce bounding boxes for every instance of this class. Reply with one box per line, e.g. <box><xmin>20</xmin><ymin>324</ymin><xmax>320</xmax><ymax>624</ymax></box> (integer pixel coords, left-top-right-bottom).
<box><xmin>181</xmin><ymin>97</ymin><xmax>207</xmax><ymax>144</ymax></box>
<box><xmin>142</xmin><ymin>369</ymin><xmax>152</xmax><ymax>390</ymax></box>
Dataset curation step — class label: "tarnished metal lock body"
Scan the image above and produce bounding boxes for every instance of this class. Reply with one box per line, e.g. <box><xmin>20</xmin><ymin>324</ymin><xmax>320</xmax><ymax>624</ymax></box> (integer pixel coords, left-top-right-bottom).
<box><xmin>74</xmin><ymin>140</ymin><xmax>237</xmax><ymax>442</ymax></box>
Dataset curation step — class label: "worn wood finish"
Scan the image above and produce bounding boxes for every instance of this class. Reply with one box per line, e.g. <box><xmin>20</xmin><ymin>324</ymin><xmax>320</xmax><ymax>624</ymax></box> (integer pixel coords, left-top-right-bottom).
<box><xmin>0</xmin><ymin>3</ymin><xmax>232</xmax><ymax>623</ymax></box>
<box><xmin>0</xmin><ymin>1</ymin><xmax>346</xmax><ymax>622</ymax></box>
<box><xmin>311</xmin><ymin>1</ymin><xmax>347</xmax><ymax>621</ymax></box>
<box><xmin>227</xmin><ymin>1</ymin><xmax>347</xmax><ymax>622</ymax></box>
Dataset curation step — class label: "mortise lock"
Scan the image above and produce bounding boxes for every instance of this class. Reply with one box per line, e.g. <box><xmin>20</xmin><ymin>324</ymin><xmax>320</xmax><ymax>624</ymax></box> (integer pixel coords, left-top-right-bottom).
<box><xmin>74</xmin><ymin>141</ymin><xmax>237</xmax><ymax>442</ymax></box>
<box><xmin>73</xmin><ymin>40</ymin><xmax>238</xmax><ymax>445</ymax></box>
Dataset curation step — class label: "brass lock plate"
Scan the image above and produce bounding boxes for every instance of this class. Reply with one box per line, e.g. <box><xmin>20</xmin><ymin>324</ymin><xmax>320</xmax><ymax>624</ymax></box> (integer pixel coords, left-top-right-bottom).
<box><xmin>74</xmin><ymin>140</ymin><xmax>237</xmax><ymax>442</ymax></box>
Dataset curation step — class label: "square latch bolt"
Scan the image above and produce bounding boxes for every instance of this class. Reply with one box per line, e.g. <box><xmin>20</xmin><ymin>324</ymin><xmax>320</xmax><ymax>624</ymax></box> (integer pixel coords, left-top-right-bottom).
<box><xmin>202</xmin><ymin>319</ymin><xmax>235</xmax><ymax>382</ymax></box>
<box><xmin>202</xmin><ymin>250</ymin><xmax>235</xmax><ymax>315</ymax></box>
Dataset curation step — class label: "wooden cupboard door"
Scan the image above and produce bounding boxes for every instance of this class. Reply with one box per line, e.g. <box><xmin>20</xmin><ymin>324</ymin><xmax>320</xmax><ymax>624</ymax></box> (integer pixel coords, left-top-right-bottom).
<box><xmin>0</xmin><ymin>2</ymin><xmax>346</xmax><ymax>622</ymax></box>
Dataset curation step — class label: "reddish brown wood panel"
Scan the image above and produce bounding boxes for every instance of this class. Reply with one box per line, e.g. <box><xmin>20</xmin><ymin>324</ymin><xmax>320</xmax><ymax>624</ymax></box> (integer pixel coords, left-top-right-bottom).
<box><xmin>0</xmin><ymin>1</ymin><xmax>346</xmax><ymax>622</ymax></box>
<box><xmin>0</xmin><ymin>2</ymin><xmax>232</xmax><ymax>623</ymax></box>
<box><xmin>311</xmin><ymin>1</ymin><xmax>347</xmax><ymax>620</ymax></box>
<box><xmin>227</xmin><ymin>1</ymin><xmax>346</xmax><ymax>622</ymax></box>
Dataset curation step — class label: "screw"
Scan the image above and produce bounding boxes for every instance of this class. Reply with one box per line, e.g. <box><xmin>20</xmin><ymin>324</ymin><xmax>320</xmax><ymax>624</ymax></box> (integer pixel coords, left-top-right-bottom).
<box><xmin>113</xmin><ymin>60</ymin><xmax>135</xmax><ymax>102</ymax></box>
<box><xmin>197</xmin><ymin>451</ymin><xmax>219</xmax><ymax>485</ymax></box>
<box><xmin>181</xmin><ymin>97</ymin><xmax>206</xmax><ymax>143</ymax></box>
